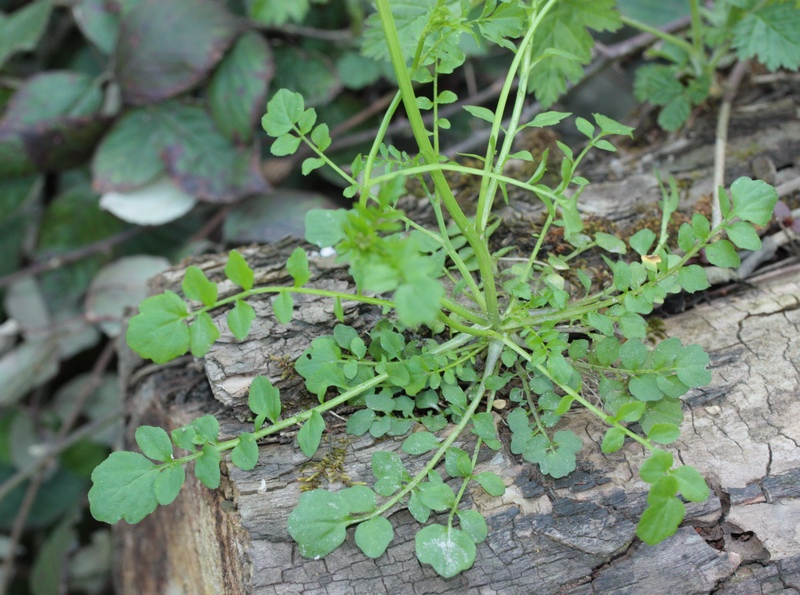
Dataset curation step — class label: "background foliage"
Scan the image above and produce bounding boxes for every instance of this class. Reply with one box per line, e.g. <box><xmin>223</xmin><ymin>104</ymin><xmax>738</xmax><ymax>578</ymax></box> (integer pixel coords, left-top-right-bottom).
<box><xmin>0</xmin><ymin>0</ymin><xmax>797</xmax><ymax>592</ymax></box>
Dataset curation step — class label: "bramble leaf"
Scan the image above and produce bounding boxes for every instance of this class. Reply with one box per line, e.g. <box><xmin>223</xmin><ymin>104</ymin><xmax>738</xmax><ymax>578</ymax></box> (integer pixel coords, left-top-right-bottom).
<box><xmin>182</xmin><ymin>266</ymin><xmax>217</xmax><ymax>307</ymax></box>
<box><xmin>355</xmin><ymin>516</ymin><xmax>394</xmax><ymax>558</ymax></box>
<box><xmin>135</xmin><ymin>426</ymin><xmax>172</xmax><ymax>462</ymax></box>
<box><xmin>227</xmin><ymin>299</ymin><xmax>256</xmax><ymax>340</ymax></box>
<box><xmin>415</xmin><ymin>524</ymin><xmax>476</xmax><ymax>578</ymax></box>
<box><xmin>224</xmin><ymin>250</ymin><xmax>254</xmax><ymax>290</ymax></box>
<box><xmin>288</xmin><ymin>490</ymin><xmax>350</xmax><ymax>558</ymax></box>
<box><xmin>89</xmin><ymin>452</ymin><xmax>159</xmax><ymax>524</ymax></box>
<box><xmin>126</xmin><ymin>291</ymin><xmax>190</xmax><ymax>364</ymax></box>
<box><xmin>297</xmin><ymin>410</ymin><xmax>325</xmax><ymax>457</ymax></box>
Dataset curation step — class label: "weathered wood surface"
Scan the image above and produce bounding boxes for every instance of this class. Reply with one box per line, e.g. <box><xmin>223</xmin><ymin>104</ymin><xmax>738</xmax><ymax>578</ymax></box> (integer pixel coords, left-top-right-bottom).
<box><xmin>115</xmin><ymin>89</ymin><xmax>800</xmax><ymax>594</ymax></box>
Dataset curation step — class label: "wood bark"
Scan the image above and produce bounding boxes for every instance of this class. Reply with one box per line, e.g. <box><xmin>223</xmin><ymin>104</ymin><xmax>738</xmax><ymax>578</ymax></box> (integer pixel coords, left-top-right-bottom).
<box><xmin>115</xmin><ymin>89</ymin><xmax>800</xmax><ymax>594</ymax></box>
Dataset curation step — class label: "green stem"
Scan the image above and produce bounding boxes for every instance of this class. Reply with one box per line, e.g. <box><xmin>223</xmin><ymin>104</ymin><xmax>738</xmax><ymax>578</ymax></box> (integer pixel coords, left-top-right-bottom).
<box><xmin>689</xmin><ymin>0</ymin><xmax>703</xmax><ymax>57</ymax></box>
<box><xmin>356</xmin><ymin>340</ymin><xmax>504</xmax><ymax>523</ymax></box>
<box><xmin>475</xmin><ymin>0</ymin><xmax>560</xmax><ymax>233</ymax></box>
<box><xmin>376</xmin><ymin>0</ymin><xmax>502</xmax><ymax>329</ymax></box>
<box><xmin>359</xmin><ymin>92</ymin><xmax>404</xmax><ymax>207</ymax></box>
<box><xmin>500</xmin><ymin>338</ymin><xmax>654</xmax><ymax>453</ymax></box>
<box><xmin>620</xmin><ymin>15</ymin><xmax>695</xmax><ymax>57</ymax></box>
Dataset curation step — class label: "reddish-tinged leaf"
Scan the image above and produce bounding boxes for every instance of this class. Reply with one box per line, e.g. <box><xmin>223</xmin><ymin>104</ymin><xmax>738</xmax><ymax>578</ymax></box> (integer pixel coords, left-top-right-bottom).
<box><xmin>115</xmin><ymin>0</ymin><xmax>242</xmax><ymax>105</ymax></box>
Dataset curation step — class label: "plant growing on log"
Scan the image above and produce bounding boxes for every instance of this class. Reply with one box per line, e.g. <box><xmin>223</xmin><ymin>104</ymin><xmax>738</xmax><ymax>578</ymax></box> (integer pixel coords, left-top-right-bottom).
<box><xmin>88</xmin><ymin>0</ymin><xmax>779</xmax><ymax>578</ymax></box>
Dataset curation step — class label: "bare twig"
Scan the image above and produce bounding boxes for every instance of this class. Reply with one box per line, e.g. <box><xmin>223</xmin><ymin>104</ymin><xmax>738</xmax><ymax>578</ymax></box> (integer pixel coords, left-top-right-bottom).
<box><xmin>0</xmin><ymin>226</ymin><xmax>145</xmax><ymax>290</ymax></box>
<box><xmin>712</xmin><ymin>60</ymin><xmax>751</xmax><ymax>230</ymax></box>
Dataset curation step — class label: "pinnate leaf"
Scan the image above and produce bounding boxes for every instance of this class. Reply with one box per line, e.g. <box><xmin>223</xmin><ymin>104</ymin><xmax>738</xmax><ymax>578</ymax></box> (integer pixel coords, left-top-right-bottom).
<box><xmin>182</xmin><ymin>266</ymin><xmax>217</xmax><ymax>307</ymax></box>
<box><xmin>730</xmin><ymin>177</ymin><xmax>779</xmax><ymax>227</ymax></box>
<box><xmin>154</xmin><ymin>465</ymin><xmax>185</xmax><ymax>506</ymax></box>
<box><xmin>89</xmin><ymin>451</ymin><xmax>160</xmax><ymax>524</ymax></box>
<box><xmin>288</xmin><ymin>490</ymin><xmax>349</xmax><ymax>558</ymax></box>
<box><xmin>297</xmin><ymin>410</ymin><xmax>325</xmax><ymax>457</ymax></box>
<box><xmin>224</xmin><ymin>250</ymin><xmax>254</xmax><ymax>290</ymax></box>
<box><xmin>126</xmin><ymin>291</ymin><xmax>190</xmax><ymax>364</ymax></box>
<box><xmin>189</xmin><ymin>311</ymin><xmax>220</xmax><ymax>357</ymax></box>
<box><xmin>231</xmin><ymin>432</ymin><xmax>259</xmax><ymax>470</ymax></box>
<box><xmin>135</xmin><ymin>426</ymin><xmax>173</xmax><ymax>462</ymax></box>
<box><xmin>415</xmin><ymin>524</ymin><xmax>476</xmax><ymax>578</ymax></box>
<box><xmin>286</xmin><ymin>247</ymin><xmax>310</xmax><ymax>287</ymax></box>
<box><xmin>227</xmin><ymin>299</ymin><xmax>256</xmax><ymax>340</ymax></box>
<box><xmin>249</xmin><ymin>376</ymin><xmax>281</xmax><ymax>423</ymax></box>
<box><xmin>194</xmin><ymin>443</ymin><xmax>221</xmax><ymax>489</ymax></box>
<box><xmin>732</xmin><ymin>4</ymin><xmax>800</xmax><ymax>71</ymax></box>
<box><xmin>262</xmin><ymin>88</ymin><xmax>304</xmax><ymax>136</ymax></box>
<box><xmin>355</xmin><ymin>516</ymin><xmax>394</xmax><ymax>559</ymax></box>
<box><xmin>671</xmin><ymin>466</ymin><xmax>709</xmax><ymax>502</ymax></box>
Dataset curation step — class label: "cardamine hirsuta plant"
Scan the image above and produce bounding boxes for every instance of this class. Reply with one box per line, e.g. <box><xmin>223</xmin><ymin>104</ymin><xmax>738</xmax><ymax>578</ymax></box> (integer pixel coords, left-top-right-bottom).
<box><xmin>89</xmin><ymin>0</ymin><xmax>779</xmax><ymax>578</ymax></box>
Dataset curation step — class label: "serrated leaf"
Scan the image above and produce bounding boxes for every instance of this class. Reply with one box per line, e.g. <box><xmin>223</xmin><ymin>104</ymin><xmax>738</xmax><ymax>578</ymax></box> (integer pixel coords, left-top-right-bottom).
<box><xmin>288</xmin><ymin>490</ymin><xmax>349</xmax><ymax>558</ymax></box>
<box><xmin>355</xmin><ymin>516</ymin><xmax>394</xmax><ymax>559</ymax></box>
<box><xmin>249</xmin><ymin>376</ymin><xmax>281</xmax><ymax>423</ymax></box>
<box><xmin>273</xmin><ymin>292</ymin><xmax>294</xmax><ymax>324</ymax></box>
<box><xmin>231</xmin><ymin>432</ymin><xmax>259</xmax><ymax>470</ymax></box>
<box><xmin>126</xmin><ymin>291</ymin><xmax>190</xmax><ymax>364</ymax></box>
<box><xmin>182</xmin><ymin>266</ymin><xmax>218</xmax><ymax>307</ymax></box>
<box><xmin>528</xmin><ymin>0</ymin><xmax>621</xmax><ymax>107</ymax></box>
<box><xmin>415</xmin><ymin>524</ymin><xmax>476</xmax><ymax>578</ymax></box>
<box><xmin>135</xmin><ymin>426</ymin><xmax>173</xmax><ymax>462</ymax></box>
<box><xmin>154</xmin><ymin>465</ymin><xmax>185</xmax><ymax>505</ymax></box>
<box><xmin>225</xmin><ymin>250</ymin><xmax>254</xmax><ymax>290</ymax></box>
<box><xmin>89</xmin><ymin>451</ymin><xmax>159</xmax><ymax>524</ymax></box>
<box><xmin>189</xmin><ymin>312</ymin><xmax>220</xmax><ymax>358</ymax></box>
<box><xmin>227</xmin><ymin>299</ymin><xmax>256</xmax><ymax>340</ymax></box>
<box><xmin>194</xmin><ymin>443</ymin><xmax>221</xmax><ymax>489</ymax></box>
<box><xmin>297</xmin><ymin>410</ymin><xmax>325</xmax><ymax>457</ymax></box>
<box><xmin>732</xmin><ymin>4</ymin><xmax>800</xmax><ymax>71</ymax></box>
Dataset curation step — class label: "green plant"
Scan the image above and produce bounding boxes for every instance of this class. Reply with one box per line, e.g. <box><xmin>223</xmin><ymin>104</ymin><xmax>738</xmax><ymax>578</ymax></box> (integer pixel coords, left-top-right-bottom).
<box><xmin>623</xmin><ymin>0</ymin><xmax>800</xmax><ymax>131</ymax></box>
<box><xmin>88</xmin><ymin>0</ymin><xmax>779</xmax><ymax>579</ymax></box>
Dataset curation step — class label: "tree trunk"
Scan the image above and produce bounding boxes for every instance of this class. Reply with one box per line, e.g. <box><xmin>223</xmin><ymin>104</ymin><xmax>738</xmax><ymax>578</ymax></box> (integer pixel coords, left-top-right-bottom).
<box><xmin>114</xmin><ymin>90</ymin><xmax>800</xmax><ymax>594</ymax></box>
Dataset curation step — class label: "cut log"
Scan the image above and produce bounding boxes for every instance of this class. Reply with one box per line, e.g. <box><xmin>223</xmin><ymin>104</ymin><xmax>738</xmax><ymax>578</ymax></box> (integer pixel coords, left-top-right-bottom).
<box><xmin>114</xmin><ymin>92</ymin><xmax>800</xmax><ymax>593</ymax></box>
